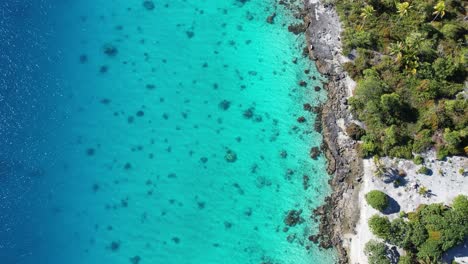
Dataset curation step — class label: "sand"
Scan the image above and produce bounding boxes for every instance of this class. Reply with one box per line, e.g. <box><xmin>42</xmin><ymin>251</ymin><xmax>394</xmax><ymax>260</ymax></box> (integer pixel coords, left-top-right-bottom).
<box><xmin>346</xmin><ymin>152</ymin><xmax>468</xmax><ymax>263</ymax></box>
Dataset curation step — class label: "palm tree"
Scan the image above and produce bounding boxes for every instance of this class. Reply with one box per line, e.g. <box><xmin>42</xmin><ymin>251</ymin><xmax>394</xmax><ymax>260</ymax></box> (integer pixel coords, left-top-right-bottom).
<box><xmin>389</xmin><ymin>41</ymin><xmax>404</xmax><ymax>62</ymax></box>
<box><xmin>432</xmin><ymin>1</ymin><xmax>446</xmax><ymax>21</ymax></box>
<box><xmin>396</xmin><ymin>2</ymin><xmax>411</xmax><ymax>17</ymax></box>
<box><xmin>360</xmin><ymin>5</ymin><xmax>375</xmax><ymax>29</ymax></box>
<box><xmin>360</xmin><ymin>5</ymin><xmax>375</xmax><ymax>20</ymax></box>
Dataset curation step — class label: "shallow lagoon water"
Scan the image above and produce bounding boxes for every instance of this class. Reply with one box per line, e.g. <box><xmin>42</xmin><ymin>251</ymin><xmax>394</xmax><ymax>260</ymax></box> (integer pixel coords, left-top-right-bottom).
<box><xmin>1</xmin><ymin>0</ymin><xmax>336</xmax><ymax>263</ymax></box>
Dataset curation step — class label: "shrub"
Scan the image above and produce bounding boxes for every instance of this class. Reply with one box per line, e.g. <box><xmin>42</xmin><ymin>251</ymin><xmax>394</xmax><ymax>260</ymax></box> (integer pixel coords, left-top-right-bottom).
<box><xmin>417</xmin><ymin>240</ymin><xmax>442</xmax><ymax>262</ymax></box>
<box><xmin>418</xmin><ymin>186</ymin><xmax>429</xmax><ymax>196</ymax></box>
<box><xmin>440</xmin><ymin>23</ymin><xmax>464</xmax><ymax>41</ymax></box>
<box><xmin>413</xmin><ymin>155</ymin><xmax>424</xmax><ymax>165</ymax></box>
<box><xmin>364</xmin><ymin>240</ymin><xmax>391</xmax><ymax>264</ymax></box>
<box><xmin>397</xmin><ymin>254</ymin><xmax>413</xmax><ymax>264</ymax></box>
<box><xmin>436</xmin><ymin>147</ymin><xmax>449</xmax><ymax>160</ymax></box>
<box><xmin>410</xmin><ymin>221</ymin><xmax>428</xmax><ymax>247</ymax></box>
<box><xmin>366</xmin><ymin>190</ymin><xmax>389</xmax><ymax>211</ymax></box>
<box><xmin>417</xmin><ymin>166</ymin><xmax>430</xmax><ymax>175</ymax></box>
<box><xmin>452</xmin><ymin>195</ymin><xmax>468</xmax><ymax>215</ymax></box>
<box><xmin>369</xmin><ymin>215</ymin><xmax>392</xmax><ymax>238</ymax></box>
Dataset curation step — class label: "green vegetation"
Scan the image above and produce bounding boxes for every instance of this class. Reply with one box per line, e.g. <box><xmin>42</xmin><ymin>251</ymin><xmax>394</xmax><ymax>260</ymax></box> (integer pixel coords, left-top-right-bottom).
<box><xmin>366</xmin><ymin>190</ymin><xmax>389</xmax><ymax>211</ymax></box>
<box><xmin>367</xmin><ymin>195</ymin><xmax>468</xmax><ymax>263</ymax></box>
<box><xmin>417</xmin><ymin>166</ymin><xmax>431</xmax><ymax>175</ymax></box>
<box><xmin>364</xmin><ymin>240</ymin><xmax>391</xmax><ymax>264</ymax></box>
<box><xmin>418</xmin><ymin>186</ymin><xmax>429</xmax><ymax>196</ymax></box>
<box><xmin>335</xmin><ymin>0</ymin><xmax>468</xmax><ymax>159</ymax></box>
<box><xmin>413</xmin><ymin>155</ymin><xmax>424</xmax><ymax>165</ymax></box>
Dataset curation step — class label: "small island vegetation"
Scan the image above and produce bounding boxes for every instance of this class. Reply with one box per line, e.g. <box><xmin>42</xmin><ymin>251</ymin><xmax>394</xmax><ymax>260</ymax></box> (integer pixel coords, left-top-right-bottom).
<box><xmin>366</xmin><ymin>195</ymin><xmax>468</xmax><ymax>263</ymax></box>
<box><xmin>329</xmin><ymin>0</ymin><xmax>467</xmax><ymax>159</ymax></box>
<box><xmin>366</xmin><ymin>190</ymin><xmax>389</xmax><ymax>211</ymax></box>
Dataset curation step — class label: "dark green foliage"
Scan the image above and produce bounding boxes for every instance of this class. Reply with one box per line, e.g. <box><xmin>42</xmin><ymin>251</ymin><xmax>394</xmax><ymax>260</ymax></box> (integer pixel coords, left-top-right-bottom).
<box><xmin>417</xmin><ymin>166</ymin><xmax>431</xmax><ymax>175</ymax></box>
<box><xmin>366</xmin><ymin>190</ymin><xmax>389</xmax><ymax>211</ymax></box>
<box><xmin>417</xmin><ymin>240</ymin><xmax>442</xmax><ymax>262</ymax></box>
<box><xmin>453</xmin><ymin>194</ymin><xmax>468</xmax><ymax>215</ymax></box>
<box><xmin>369</xmin><ymin>215</ymin><xmax>392</xmax><ymax>238</ymax></box>
<box><xmin>410</xmin><ymin>221</ymin><xmax>428</xmax><ymax>247</ymax></box>
<box><xmin>367</xmin><ymin>196</ymin><xmax>468</xmax><ymax>263</ymax></box>
<box><xmin>413</xmin><ymin>155</ymin><xmax>424</xmax><ymax>165</ymax></box>
<box><xmin>397</xmin><ymin>253</ymin><xmax>414</xmax><ymax>264</ymax></box>
<box><xmin>364</xmin><ymin>240</ymin><xmax>391</xmax><ymax>264</ymax></box>
<box><xmin>336</xmin><ymin>0</ymin><xmax>467</xmax><ymax>158</ymax></box>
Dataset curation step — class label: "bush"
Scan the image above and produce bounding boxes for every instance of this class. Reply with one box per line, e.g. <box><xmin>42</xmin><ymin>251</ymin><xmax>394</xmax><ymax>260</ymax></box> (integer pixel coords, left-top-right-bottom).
<box><xmin>436</xmin><ymin>147</ymin><xmax>449</xmax><ymax>160</ymax></box>
<box><xmin>417</xmin><ymin>240</ymin><xmax>442</xmax><ymax>262</ymax></box>
<box><xmin>397</xmin><ymin>254</ymin><xmax>413</xmax><ymax>264</ymax></box>
<box><xmin>417</xmin><ymin>166</ymin><xmax>430</xmax><ymax>175</ymax></box>
<box><xmin>364</xmin><ymin>240</ymin><xmax>391</xmax><ymax>264</ymax></box>
<box><xmin>452</xmin><ymin>195</ymin><xmax>468</xmax><ymax>215</ymax></box>
<box><xmin>440</xmin><ymin>23</ymin><xmax>464</xmax><ymax>41</ymax></box>
<box><xmin>366</xmin><ymin>190</ymin><xmax>389</xmax><ymax>211</ymax></box>
<box><xmin>369</xmin><ymin>215</ymin><xmax>392</xmax><ymax>238</ymax></box>
<box><xmin>413</xmin><ymin>155</ymin><xmax>424</xmax><ymax>165</ymax></box>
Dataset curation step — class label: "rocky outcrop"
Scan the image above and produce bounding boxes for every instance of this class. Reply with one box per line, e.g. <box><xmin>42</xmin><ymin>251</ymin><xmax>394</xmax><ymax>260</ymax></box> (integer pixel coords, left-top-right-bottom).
<box><xmin>303</xmin><ymin>0</ymin><xmax>363</xmax><ymax>263</ymax></box>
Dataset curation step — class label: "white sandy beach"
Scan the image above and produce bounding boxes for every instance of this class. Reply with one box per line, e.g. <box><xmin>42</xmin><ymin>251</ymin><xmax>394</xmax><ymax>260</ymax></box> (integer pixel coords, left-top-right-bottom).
<box><xmin>346</xmin><ymin>153</ymin><xmax>468</xmax><ymax>263</ymax></box>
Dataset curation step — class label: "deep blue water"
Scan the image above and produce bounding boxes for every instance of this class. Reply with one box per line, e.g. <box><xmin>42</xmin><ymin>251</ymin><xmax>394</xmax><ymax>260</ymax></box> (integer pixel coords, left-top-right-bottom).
<box><xmin>0</xmin><ymin>1</ymin><xmax>335</xmax><ymax>263</ymax></box>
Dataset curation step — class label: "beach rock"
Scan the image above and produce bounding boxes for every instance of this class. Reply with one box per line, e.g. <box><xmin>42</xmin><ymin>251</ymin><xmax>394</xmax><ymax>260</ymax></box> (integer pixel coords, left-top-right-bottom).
<box><xmin>346</xmin><ymin>123</ymin><xmax>366</xmax><ymax>140</ymax></box>
<box><xmin>308</xmin><ymin>234</ymin><xmax>319</xmax><ymax>243</ymax></box>
<box><xmin>303</xmin><ymin>103</ymin><xmax>312</xmax><ymax>111</ymax></box>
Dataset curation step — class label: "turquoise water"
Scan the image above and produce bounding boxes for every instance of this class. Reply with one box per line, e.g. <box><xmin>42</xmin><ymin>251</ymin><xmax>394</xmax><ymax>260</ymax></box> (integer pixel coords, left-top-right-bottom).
<box><xmin>1</xmin><ymin>0</ymin><xmax>335</xmax><ymax>263</ymax></box>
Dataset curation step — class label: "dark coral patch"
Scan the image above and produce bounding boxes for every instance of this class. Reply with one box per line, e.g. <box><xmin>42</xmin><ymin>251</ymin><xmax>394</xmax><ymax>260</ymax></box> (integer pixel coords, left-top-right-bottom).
<box><xmin>102</xmin><ymin>44</ymin><xmax>118</xmax><ymax>57</ymax></box>
<box><xmin>142</xmin><ymin>0</ymin><xmax>155</xmax><ymax>10</ymax></box>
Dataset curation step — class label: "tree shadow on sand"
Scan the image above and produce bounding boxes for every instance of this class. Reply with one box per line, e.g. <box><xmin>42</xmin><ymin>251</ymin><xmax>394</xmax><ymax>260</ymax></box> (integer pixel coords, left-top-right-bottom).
<box><xmin>383</xmin><ymin>195</ymin><xmax>400</xmax><ymax>215</ymax></box>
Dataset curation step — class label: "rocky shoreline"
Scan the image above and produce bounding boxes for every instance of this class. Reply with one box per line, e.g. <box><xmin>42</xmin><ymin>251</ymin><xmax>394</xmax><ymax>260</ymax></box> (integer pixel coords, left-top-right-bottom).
<box><xmin>302</xmin><ymin>0</ymin><xmax>363</xmax><ymax>263</ymax></box>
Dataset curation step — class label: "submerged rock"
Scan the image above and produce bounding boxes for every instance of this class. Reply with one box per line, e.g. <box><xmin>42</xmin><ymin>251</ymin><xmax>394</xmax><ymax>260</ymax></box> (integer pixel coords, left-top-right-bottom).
<box><xmin>218</xmin><ymin>100</ymin><xmax>231</xmax><ymax>110</ymax></box>
<box><xmin>284</xmin><ymin>209</ymin><xmax>304</xmax><ymax>227</ymax></box>
<box><xmin>130</xmin><ymin>256</ymin><xmax>141</xmax><ymax>264</ymax></box>
<box><xmin>102</xmin><ymin>43</ymin><xmax>118</xmax><ymax>57</ymax></box>
<box><xmin>288</xmin><ymin>23</ymin><xmax>306</xmax><ymax>35</ymax></box>
<box><xmin>280</xmin><ymin>150</ymin><xmax>288</xmax><ymax>159</ymax></box>
<box><xmin>310</xmin><ymin>147</ymin><xmax>321</xmax><ymax>160</ymax></box>
<box><xmin>266</xmin><ymin>13</ymin><xmax>276</xmax><ymax>24</ymax></box>
<box><xmin>142</xmin><ymin>0</ymin><xmax>155</xmax><ymax>10</ymax></box>
<box><xmin>225</xmin><ymin>149</ymin><xmax>237</xmax><ymax>163</ymax></box>
<box><xmin>243</xmin><ymin>107</ymin><xmax>254</xmax><ymax>119</ymax></box>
